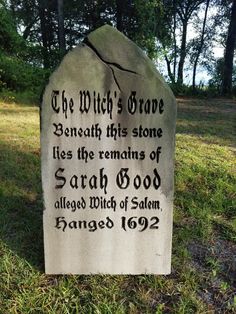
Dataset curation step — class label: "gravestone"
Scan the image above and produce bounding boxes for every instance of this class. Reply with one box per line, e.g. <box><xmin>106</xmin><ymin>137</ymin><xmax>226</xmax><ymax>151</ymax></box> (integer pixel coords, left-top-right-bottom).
<box><xmin>41</xmin><ymin>25</ymin><xmax>176</xmax><ymax>274</ymax></box>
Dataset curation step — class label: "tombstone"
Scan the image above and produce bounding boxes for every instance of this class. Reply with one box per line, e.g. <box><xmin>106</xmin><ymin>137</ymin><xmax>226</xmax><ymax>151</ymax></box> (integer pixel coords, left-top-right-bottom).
<box><xmin>41</xmin><ymin>25</ymin><xmax>177</xmax><ymax>274</ymax></box>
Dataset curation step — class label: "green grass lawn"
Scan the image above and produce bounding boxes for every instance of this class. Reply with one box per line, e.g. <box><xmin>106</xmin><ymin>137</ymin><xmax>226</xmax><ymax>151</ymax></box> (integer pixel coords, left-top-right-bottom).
<box><xmin>0</xmin><ymin>97</ymin><xmax>235</xmax><ymax>313</ymax></box>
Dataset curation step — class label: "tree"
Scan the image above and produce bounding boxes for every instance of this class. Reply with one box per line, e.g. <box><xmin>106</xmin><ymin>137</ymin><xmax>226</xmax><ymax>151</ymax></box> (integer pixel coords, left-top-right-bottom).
<box><xmin>126</xmin><ymin>0</ymin><xmax>164</xmax><ymax>59</ymax></box>
<box><xmin>222</xmin><ymin>0</ymin><xmax>236</xmax><ymax>94</ymax></box>
<box><xmin>192</xmin><ymin>0</ymin><xmax>210</xmax><ymax>91</ymax></box>
<box><xmin>57</xmin><ymin>0</ymin><xmax>66</xmax><ymax>53</ymax></box>
<box><xmin>116</xmin><ymin>0</ymin><xmax>125</xmax><ymax>31</ymax></box>
<box><xmin>0</xmin><ymin>2</ymin><xmax>24</xmax><ymax>54</ymax></box>
<box><xmin>160</xmin><ymin>0</ymin><xmax>178</xmax><ymax>84</ymax></box>
<box><xmin>176</xmin><ymin>0</ymin><xmax>205</xmax><ymax>84</ymax></box>
<box><xmin>160</xmin><ymin>0</ymin><xmax>205</xmax><ymax>85</ymax></box>
<box><xmin>8</xmin><ymin>0</ymin><xmax>39</xmax><ymax>41</ymax></box>
<box><xmin>38</xmin><ymin>0</ymin><xmax>51</xmax><ymax>68</ymax></box>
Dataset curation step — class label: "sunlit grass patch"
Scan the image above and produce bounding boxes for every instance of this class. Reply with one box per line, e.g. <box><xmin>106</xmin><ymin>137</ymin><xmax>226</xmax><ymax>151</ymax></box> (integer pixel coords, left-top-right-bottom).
<box><xmin>0</xmin><ymin>101</ymin><xmax>40</xmax><ymax>152</ymax></box>
<box><xmin>175</xmin><ymin>134</ymin><xmax>235</xmax><ymax>227</ymax></box>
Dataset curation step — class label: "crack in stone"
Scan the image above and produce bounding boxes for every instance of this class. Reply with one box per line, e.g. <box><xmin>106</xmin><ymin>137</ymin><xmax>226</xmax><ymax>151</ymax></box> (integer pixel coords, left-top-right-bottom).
<box><xmin>109</xmin><ymin>66</ymin><xmax>121</xmax><ymax>91</ymax></box>
<box><xmin>84</xmin><ymin>38</ymin><xmax>139</xmax><ymax>91</ymax></box>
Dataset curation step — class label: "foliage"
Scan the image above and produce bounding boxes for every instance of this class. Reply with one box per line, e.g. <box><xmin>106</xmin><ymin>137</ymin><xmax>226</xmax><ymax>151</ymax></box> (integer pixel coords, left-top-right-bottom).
<box><xmin>0</xmin><ymin>53</ymin><xmax>50</xmax><ymax>98</ymax></box>
<box><xmin>124</xmin><ymin>0</ymin><xmax>164</xmax><ymax>59</ymax></box>
<box><xmin>0</xmin><ymin>3</ymin><xmax>24</xmax><ymax>54</ymax></box>
<box><xmin>0</xmin><ymin>3</ymin><xmax>50</xmax><ymax>100</ymax></box>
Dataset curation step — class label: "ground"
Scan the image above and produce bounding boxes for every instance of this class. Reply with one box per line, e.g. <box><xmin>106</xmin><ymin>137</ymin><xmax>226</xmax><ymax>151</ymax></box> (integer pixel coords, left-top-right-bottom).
<box><xmin>0</xmin><ymin>97</ymin><xmax>235</xmax><ymax>313</ymax></box>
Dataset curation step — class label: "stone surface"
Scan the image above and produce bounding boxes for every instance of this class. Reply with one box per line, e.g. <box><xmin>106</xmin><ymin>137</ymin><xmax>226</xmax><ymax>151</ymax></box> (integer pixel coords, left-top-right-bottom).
<box><xmin>41</xmin><ymin>25</ymin><xmax>177</xmax><ymax>274</ymax></box>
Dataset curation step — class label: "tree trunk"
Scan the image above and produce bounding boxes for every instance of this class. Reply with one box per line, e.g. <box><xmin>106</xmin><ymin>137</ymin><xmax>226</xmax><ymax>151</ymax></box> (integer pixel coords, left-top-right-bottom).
<box><xmin>173</xmin><ymin>3</ymin><xmax>177</xmax><ymax>82</ymax></box>
<box><xmin>69</xmin><ymin>18</ymin><xmax>73</xmax><ymax>49</ymax></box>
<box><xmin>173</xmin><ymin>0</ymin><xmax>177</xmax><ymax>83</ymax></box>
<box><xmin>9</xmin><ymin>1</ymin><xmax>17</xmax><ymax>29</ymax></box>
<box><xmin>116</xmin><ymin>0</ymin><xmax>124</xmax><ymax>31</ymax></box>
<box><xmin>23</xmin><ymin>15</ymin><xmax>39</xmax><ymax>40</ymax></box>
<box><xmin>38</xmin><ymin>0</ymin><xmax>50</xmax><ymax>68</ymax></box>
<box><xmin>57</xmin><ymin>0</ymin><xmax>66</xmax><ymax>52</ymax></box>
<box><xmin>165</xmin><ymin>56</ymin><xmax>175</xmax><ymax>84</ymax></box>
<box><xmin>90</xmin><ymin>2</ymin><xmax>101</xmax><ymax>30</ymax></box>
<box><xmin>222</xmin><ymin>0</ymin><xmax>236</xmax><ymax>95</ymax></box>
<box><xmin>192</xmin><ymin>0</ymin><xmax>210</xmax><ymax>91</ymax></box>
<box><xmin>177</xmin><ymin>19</ymin><xmax>188</xmax><ymax>85</ymax></box>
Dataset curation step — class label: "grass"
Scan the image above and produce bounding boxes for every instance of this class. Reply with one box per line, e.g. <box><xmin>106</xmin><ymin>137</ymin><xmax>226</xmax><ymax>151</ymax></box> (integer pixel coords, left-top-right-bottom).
<box><xmin>0</xmin><ymin>97</ymin><xmax>235</xmax><ymax>313</ymax></box>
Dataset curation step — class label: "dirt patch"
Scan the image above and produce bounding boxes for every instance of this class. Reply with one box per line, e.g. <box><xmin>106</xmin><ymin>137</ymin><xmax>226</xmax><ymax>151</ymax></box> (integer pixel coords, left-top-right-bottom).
<box><xmin>189</xmin><ymin>238</ymin><xmax>236</xmax><ymax>284</ymax></box>
<box><xmin>188</xmin><ymin>238</ymin><xmax>236</xmax><ymax>312</ymax></box>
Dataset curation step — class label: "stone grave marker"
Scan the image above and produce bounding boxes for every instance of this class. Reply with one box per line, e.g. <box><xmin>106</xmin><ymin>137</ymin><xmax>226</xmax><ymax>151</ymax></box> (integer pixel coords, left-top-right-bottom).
<box><xmin>41</xmin><ymin>25</ymin><xmax>177</xmax><ymax>274</ymax></box>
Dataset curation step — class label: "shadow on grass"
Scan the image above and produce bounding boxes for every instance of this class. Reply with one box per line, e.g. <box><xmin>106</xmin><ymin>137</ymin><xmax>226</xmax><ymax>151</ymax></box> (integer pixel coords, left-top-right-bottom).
<box><xmin>0</xmin><ymin>143</ymin><xmax>44</xmax><ymax>271</ymax></box>
<box><xmin>176</xmin><ymin>98</ymin><xmax>236</xmax><ymax>146</ymax></box>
